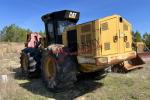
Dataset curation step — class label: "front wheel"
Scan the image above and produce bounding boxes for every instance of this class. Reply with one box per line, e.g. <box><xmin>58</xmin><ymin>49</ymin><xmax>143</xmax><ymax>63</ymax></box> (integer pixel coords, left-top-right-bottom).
<box><xmin>41</xmin><ymin>49</ymin><xmax>77</xmax><ymax>92</ymax></box>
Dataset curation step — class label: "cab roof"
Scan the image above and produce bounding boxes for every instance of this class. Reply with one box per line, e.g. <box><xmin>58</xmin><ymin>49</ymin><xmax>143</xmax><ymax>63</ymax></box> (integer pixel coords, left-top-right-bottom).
<box><xmin>41</xmin><ymin>10</ymin><xmax>80</xmax><ymax>23</ymax></box>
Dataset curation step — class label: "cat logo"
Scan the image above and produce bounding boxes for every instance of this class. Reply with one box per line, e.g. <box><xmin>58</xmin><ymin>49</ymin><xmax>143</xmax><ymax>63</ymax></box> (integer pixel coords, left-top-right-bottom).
<box><xmin>69</xmin><ymin>12</ymin><xmax>77</xmax><ymax>19</ymax></box>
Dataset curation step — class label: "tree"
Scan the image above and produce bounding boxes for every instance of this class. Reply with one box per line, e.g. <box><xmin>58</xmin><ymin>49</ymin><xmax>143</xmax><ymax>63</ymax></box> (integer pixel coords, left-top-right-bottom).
<box><xmin>143</xmin><ymin>32</ymin><xmax>150</xmax><ymax>47</ymax></box>
<box><xmin>39</xmin><ymin>31</ymin><xmax>45</xmax><ymax>37</ymax></box>
<box><xmin>0</xmin><ymin>24</ymin><xmax>30</xmax><ymax>42</ymax></box>
<box><xmin>134</xmin><ymin>31</ymin><xmax>142</xmax><ymax>42</ymax></box>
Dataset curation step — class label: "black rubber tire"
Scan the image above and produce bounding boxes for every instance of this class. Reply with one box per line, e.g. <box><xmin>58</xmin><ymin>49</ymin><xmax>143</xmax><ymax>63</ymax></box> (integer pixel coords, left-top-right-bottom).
<box><xmin>20</xmin><ymin>48</ymin><xmax>41</xmax><ymax>78</ymax></box>
<box><xmin>41</xmin><ymin>48</ymin><xmax>77</xmax><ymax>92</ymax></box>
<box><xmin>20</xmin><ymin>52</ymin><xmax>29</xmax><ymax>75</ymax></box>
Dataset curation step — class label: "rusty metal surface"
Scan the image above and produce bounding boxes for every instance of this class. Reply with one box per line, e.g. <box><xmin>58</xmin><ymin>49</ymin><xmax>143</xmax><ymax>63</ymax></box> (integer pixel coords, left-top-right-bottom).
<box><xmin>138</xmin><ymin>52</ymin><xmax>150</xmax><ymax>63</ymax></box>
<box><xmin>108</xmin><ymin>51</ymin><xmax>136</xmax><ymax>65</ymax></box>
<box><xmin>124</xmin><ymin>52</ymin><xmax>150</xmax><ymax>70</ymax></box>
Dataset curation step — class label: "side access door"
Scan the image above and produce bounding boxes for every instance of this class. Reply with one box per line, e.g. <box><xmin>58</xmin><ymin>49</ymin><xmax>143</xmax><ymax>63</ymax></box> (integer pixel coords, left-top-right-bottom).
<box><xmin>119</xmin><ymin>18</ymin><xmax>132</xmax><ymax>53</ymax></box>
<box><xmin>123</xmin><ymin>20</ymin><xmax>133</xmax><ymax>52</ymax></box>
<box><xmin>100</xmin><ymin>17</ymin><xmax>118</xmax><ymax>55</ymax></box>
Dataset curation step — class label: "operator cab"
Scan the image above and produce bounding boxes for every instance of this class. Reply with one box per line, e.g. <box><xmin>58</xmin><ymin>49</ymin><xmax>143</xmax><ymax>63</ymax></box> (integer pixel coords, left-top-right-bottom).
<box><xmin>41</xmin><ymin>10</ymin><xmax>80</xmax><ymax>45</ymax></box>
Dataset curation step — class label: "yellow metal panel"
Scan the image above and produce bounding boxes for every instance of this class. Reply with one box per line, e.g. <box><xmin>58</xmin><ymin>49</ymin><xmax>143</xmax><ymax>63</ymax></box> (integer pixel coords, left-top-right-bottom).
<box><xmin>118</xmin><ymin>17</ymin><xmax>125</xmax><ymax>54</ymax></box>
<box><xmin>118</xmin><ymin>18</ymin><xmax>132</xmax><ymax>53</ymax></box>
<box><xmin>100</xmin><ymin>17</ymin><xmax>118</xmax><ymax>55</ymax></box>
<box><xmin>77</xmin><ymin>22</ymin><xmax>95</xmax><ymax>57</ymax></box>
<box><xmin>99</xmin><ymin>15</ymin><xmax>121</xmax><ymax>22</ymax></box>
<box><xmin>123</xmin><ymin>20</ymin><xmax>132</xmax><ymax>52</ymax></box>
<box><xmin>94</xmin><ymin>20</ymin><xmax>101</xmax><ymax>57</ymax></box>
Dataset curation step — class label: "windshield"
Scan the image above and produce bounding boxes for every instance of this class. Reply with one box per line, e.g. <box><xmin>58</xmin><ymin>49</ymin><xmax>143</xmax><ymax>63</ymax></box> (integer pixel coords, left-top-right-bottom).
<box><xmin>57</xmin><ymin>21</ymin><xmax>75</xmax><ymax>35</ymax></box>
<box><xmin>47</xmin><ymin>21</ymin><xmax>55</xmax><ymax>43</ymax></box>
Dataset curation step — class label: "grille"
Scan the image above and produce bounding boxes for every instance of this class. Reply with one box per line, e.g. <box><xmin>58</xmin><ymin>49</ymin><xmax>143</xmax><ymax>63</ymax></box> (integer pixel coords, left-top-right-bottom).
<box><xmin>104</xmin><ymin>42</ymin><xmax>110</xmax><ymax>50</ymax></box>
<box><xmin>81</xmin><ymin>24</ymin><xmax>91</xmax><ymax>33</ymax></box>
<box><xmin>80</xmin><ymin>34</ymin><xmax>92</xmax><ymax>53</ymax></box>
<box><xmin>126</xmin><ymin>42</ymin><xmax>130</xmax><ymax>48</ymax></box>
<box><xmin>101</xmin><ymin>22</ymin><xmax>108</xmax><ymax>31</ymax></box>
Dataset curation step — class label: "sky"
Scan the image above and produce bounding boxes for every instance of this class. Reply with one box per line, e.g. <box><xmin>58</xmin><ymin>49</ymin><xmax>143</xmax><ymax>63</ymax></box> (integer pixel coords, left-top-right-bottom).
<box><xmin>0</xmin><ymin>0</ymin><xmax>150</xmax><ymax>35</ymax></box>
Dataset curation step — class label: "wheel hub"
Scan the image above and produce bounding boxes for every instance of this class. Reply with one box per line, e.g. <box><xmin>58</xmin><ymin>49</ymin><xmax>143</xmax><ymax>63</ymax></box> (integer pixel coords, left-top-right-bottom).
<box><xmin>44</xmin><ymin>57</ymin><xmax>56</xmax><ymax>80</ymax></box>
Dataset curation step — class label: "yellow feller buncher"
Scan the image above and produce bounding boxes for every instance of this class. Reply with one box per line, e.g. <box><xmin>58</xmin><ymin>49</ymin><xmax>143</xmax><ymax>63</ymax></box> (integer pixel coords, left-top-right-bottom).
<box><xmin>20</xmin><ymin>10</ymin><xmax>147</xmax><ymax>92</ymax></box>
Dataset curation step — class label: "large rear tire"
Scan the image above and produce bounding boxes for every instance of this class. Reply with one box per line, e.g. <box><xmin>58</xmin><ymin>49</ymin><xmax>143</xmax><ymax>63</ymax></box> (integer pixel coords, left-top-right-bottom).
<box><xmin>41</xmin><ymin>49</ymin><xmax>77</xmax><ymax>92</ymax></box>
<box><xmin>20</xmin><ymin>48</ymin><xmax>41</xmax><ymax>78</ymax></box>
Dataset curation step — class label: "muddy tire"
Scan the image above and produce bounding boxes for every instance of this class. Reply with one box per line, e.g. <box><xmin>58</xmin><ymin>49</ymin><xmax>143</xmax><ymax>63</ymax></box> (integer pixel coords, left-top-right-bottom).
<box><xmin>20</xmin><ymin>48</ymin><xmax>41</xmax><ymax>78</ymax></box>
<box><xmin>41</xmin><ymin>49</ymin><xmax>77</xmax><ymax>92</ymax></box>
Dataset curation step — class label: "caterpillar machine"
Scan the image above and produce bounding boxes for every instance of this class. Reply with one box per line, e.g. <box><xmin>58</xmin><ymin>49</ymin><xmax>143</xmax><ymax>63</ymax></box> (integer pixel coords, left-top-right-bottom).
<box><xmin>20</xmin><ymin>10</ymin><xmax>146</xmax><ymax>92</ymax></box>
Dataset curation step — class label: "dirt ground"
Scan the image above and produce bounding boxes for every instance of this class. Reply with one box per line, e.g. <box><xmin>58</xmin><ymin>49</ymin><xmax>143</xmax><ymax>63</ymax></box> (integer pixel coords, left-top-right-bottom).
<box><xmin>0</xmin><ymin>42</ymin><xmax>150</xmax><ymax>100</ymax></box>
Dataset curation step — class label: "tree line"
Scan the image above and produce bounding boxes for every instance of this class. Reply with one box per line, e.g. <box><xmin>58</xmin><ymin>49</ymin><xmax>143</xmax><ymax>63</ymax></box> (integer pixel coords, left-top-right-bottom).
<box><xmin>134</xmin><ymin>31</ymin><xmax>150</xmax><ymax>47</ymax></box>
<box><xmin>0</xmin><ymin>24</ymin><xmax>45</xmax><ymax>42</ymax></box>
<box><xmin>0</xmin><ymin>24</ymin><xmax>149</xmax><ymax>47</ymax></box>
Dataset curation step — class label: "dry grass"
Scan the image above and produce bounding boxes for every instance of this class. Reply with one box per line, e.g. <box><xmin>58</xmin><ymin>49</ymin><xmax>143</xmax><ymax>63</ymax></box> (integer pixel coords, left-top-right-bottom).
<box><xmin>0</xmin><ymin>42</ymin><xmax>24</xmax><ymax>60</ymax></box>
<box><xmin>0</xmin><ymin>42</ymin><xmax>150</xmax><ymax>100</ymax></box>
<box><xmin>0</xmin><ymin>77</ymin><xmax>26</xmax><ymax>100</ymax></box>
